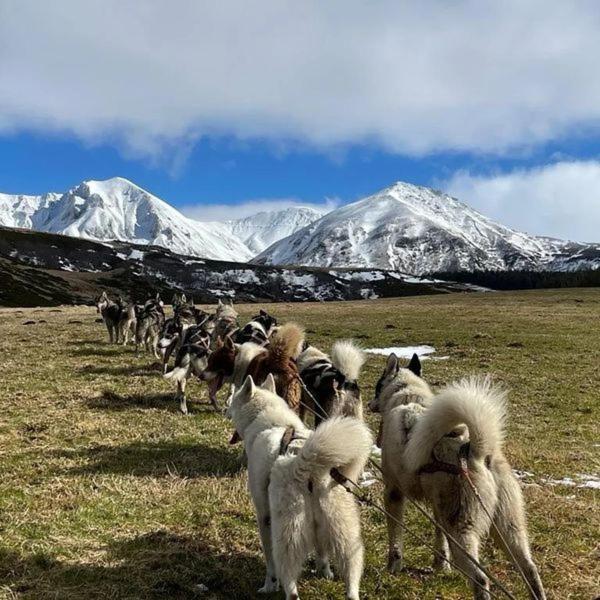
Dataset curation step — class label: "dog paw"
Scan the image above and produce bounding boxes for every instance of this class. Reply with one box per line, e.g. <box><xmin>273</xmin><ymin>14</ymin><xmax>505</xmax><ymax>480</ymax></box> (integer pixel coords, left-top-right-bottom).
<box><xmin>433</xmin><ymin>559</ymin><xmax>451</xmax><ymax>573</ymax></box>
<box><xmin>321</xmin><ymin>566</ymin><xmax>334</xmax><ymax>580</ymax></box>
<box><xmin>257</xmin><ymin>580</ymin><xmax>279</xmax><ymax>593</ymax></box>
<box><xmin>387</xmin><ymin>558</ymin><xmax>402</xmax><ymax>574</ymax></box>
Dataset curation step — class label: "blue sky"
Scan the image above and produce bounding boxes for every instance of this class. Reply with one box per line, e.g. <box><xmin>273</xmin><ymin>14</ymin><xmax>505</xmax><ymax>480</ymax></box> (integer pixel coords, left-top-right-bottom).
<box><xmin>2</xmin><ymin>2</ymin><xmax>600</xmax><ymax>241</ymax></box>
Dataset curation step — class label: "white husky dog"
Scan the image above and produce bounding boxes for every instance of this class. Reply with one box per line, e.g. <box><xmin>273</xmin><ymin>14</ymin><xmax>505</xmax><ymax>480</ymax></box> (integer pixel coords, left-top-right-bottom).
<box><xmin>227</xmin><ymin>373</ymin><xmax>372</xmax><ymax>600</ymax></box>
<box><xmin>370</xmin><ymin>353</ymin><xmax>546</xmax><ymax>600</ymax></box>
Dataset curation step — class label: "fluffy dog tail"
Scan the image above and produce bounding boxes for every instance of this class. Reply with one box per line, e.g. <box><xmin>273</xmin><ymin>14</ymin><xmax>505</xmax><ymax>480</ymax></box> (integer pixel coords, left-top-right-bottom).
<box><xmin>163</xmin><ymin>348</ymin><xmax>191</xmax><ymax>382</ymax></box>
<box><xmin>331</xmin><ymin>340</ymin><xmax>365</xmax><ymax>381</ymax></box>
<box><xmin>404</xmin><ymin>376</ymin><xmax>507</xmax><ymax>472</ymax></box>
<box><xmin>292</xmin><ymin>416</ymin><xmax>372</xmax><ymax>483</ymax></box>
<box><xmin>268</xmin><ymin>322</ymin><xmax>305</xmax><ymax>367</ymax></box>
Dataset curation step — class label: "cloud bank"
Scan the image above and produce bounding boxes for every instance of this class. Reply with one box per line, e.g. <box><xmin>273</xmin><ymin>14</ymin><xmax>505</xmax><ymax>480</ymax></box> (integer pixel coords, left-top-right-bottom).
<box><xmin>444</xmin><ymin>161</ymin><xmax>600</xmax><ymax>243</ymax></box>
<box><xmin>2</xmin><ymin>1</ymin><xmax>600</xmax><ymax>160</ymax></box>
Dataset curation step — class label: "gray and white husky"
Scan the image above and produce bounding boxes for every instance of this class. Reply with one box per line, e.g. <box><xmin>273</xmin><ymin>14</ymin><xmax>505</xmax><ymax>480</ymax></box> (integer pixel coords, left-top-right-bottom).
<box><xmin>134</xmin><ymin>294</ymin><xmax>165</xmax><ymax>358</ymax></box>
<box><xmin>370</xmin><ymin>353</ymin><xmax>546</xmax><ymax>600</ymax></box>
<box><xmin>95</xmin><ymin>291</ymin><xmax>136</xmax><ymax>345</ymax></box>
<box><xmin>228</xmin><ymin>374</ymin><xmax>372</xmax><ymax>599</ymax></box>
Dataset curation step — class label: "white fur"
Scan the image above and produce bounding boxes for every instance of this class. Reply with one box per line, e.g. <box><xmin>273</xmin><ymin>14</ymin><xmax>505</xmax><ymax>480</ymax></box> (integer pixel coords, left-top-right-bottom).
<box><xmin>404</xmin><ymin>376</ymin><xmax>507</xmax><ymax>472</ymax></box>
<box><xmin>376</xmin><ymin>372</ymin><xmax>546</xmax><ymax>600</ymax></box>
<box><xmin>330</xmin><ymin>340</ymin><xmax>365</xmax><ymax>381</ymax></box>
<box><xmin>229</xmin><ymin>376</ymin><xmax>372</xmax><ymax>599</ymax></box>
<box><xmin>232</xmin><ymin>342</ymin><xmax>266</xmax><ymax>387</ymax></box>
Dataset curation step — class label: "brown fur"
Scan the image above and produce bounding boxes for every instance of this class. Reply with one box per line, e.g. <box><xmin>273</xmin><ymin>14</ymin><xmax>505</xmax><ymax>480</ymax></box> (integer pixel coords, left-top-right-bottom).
<box><xmin>246</xmin><ymin>323</ymin><xmax>304</xmax><ymax>414</ymax></box>
<box><xmin>203</xmin><ymin>324</ymin><xmax>304</xmax><ymax>415</ymax></box>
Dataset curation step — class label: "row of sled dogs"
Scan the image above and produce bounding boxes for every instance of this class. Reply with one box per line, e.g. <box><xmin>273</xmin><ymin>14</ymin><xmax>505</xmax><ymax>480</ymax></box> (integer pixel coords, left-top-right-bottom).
<box><xmin>94</xmin><ymin>292</ymin><xmax>546</xmax><ymax>600</ymax></box>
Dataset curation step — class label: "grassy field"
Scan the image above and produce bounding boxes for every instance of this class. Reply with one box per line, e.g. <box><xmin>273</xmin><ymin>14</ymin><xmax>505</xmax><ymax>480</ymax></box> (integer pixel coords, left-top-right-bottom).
<box><xmin>0</xmin><ymin>289</ymin><xmax>598</xmax><ymax>599</ymax></box>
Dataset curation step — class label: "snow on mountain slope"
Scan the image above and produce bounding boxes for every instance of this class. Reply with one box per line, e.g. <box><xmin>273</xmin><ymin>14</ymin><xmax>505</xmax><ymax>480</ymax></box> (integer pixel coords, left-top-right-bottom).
<box><xmin>0</xmin><ymin>178</ymin><xmax>254</xmax><ymax>262</ymax></box>
<box><xmin>222</xmin><ymin>206</ymin><xmax>327</xmax><ymax>254</ymax></box>
<box><xmin>254</xmin><ymin>182</ymin><xmax>600</xmax><ymax>274</ymax></box>
<box><xmin>0</xmin><ymin>192</ymin><xmax>60</xmax><ymax>229</ymax></box>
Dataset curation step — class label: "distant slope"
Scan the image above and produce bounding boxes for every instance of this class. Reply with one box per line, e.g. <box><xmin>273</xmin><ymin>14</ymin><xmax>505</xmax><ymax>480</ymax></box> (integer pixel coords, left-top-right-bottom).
<box><xmin>0</xmin><ymin>227</ymin><xmax>484</xmax><ymax>306</ymax></box>
<box><xmin>255</xmin><ymin>182</ymin><xmax>600</xmax><ymax>274</ymax></box>
<box><xmin>222</xmin><ymin>206</ymin><xmax>327</xmax><ymax>254</ymax></box>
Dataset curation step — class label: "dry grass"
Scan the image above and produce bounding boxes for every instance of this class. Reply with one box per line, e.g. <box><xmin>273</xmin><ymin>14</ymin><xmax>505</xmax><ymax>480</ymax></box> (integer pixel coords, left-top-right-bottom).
<box><xmin>0</xmin><ymin>289</ymin><xmax>598</xmax><ymax>599</ymax></box>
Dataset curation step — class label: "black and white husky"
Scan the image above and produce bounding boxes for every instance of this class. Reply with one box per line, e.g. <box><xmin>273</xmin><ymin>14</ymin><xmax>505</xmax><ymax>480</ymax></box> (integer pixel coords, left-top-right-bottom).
<box><xmin>157</xmin><ymin>309</ymin><xmax>215</xmax><ymax>373</ymax></box>
<box><xmin>163</xmin><ymin>313</ymin><xmax>218</xmax><ymax>414</ymax></box>
<box><xmin>95</xmin><ymin>291</ymin><xmax>136</xmax><ymax>345</ymax></box>
<box><xmin>233</xmin><ymin>309</ymin><xmax>278</xmax><ymax>346</ymax></box>
<box><xmin>297</xmin><ymin>340</ymin><xmax>365</xmax><ymax>426</ymax></box>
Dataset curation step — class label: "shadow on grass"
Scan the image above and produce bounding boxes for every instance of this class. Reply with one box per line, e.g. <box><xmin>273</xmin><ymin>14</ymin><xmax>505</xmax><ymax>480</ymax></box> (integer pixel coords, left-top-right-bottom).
<box><xmin>54</xmin><ymin>439</ymin><xmax>241</xmax><ymax>478</ymax></box>
<box><xmin>85</xmin><ymin>389</ymin><xmax>215</xmax><ymax>414</ymax></box>
<box><xmin>70</xmin><ymin>346</ymin><xmax>129</xmax><ymax>357</ymax></box>
<box><xmin>64</xmin><ymin>338</ymin><xmax>112</xmax><ymax>346</ymax></box>
<box><xmin>0</xmin><ymin>530</ymin><xmax>264</xmax><ymax>599</ymax></box>
<box><xmin>77</xmin><ymin>363</ymin><xmax>162</xmax><ymax>377</ymax></box>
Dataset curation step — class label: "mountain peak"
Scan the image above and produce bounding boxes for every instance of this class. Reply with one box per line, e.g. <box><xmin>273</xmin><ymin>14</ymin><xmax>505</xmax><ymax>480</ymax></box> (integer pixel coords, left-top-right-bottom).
<box><xmin>255</xmin><ymin>180</ymin><xmax>599</xmax><ymax>273</ymax></box>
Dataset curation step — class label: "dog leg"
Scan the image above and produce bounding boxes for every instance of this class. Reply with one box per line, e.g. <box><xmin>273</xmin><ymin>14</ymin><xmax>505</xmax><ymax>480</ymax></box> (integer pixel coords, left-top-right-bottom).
<box><xmin>384</xmin><ymin>486</ymin><xmax>405</xmax><ymax>573</ymax></box>
<box><xmin>492</xmin><ymin>486</ymin><xmax>546</xmax><ymax>600</ymax></box>
<box><xmin>314</xmin><ymin>535</ymin><xmax>334</xmax><ymax>580</ymax></box>
<box><xmin>152</xmin><ymin>334</ymin><xmax>160</xmax><ymax>359</ymax></box>
<box><xmin>271</xmin><ymin>496</ymin><xmax>307</xmax><ymax>600</ymax></box>
<box><xmin>209</xmin><ymin>389</ymin><xmax>221</xmax><ymax>413</ymax></box>
<box><xmin>256</xmin><ymin>512</ymin><xmax>279</xmax><ymax>593</ymax></box>
<box><xmin>177</xmin><ymin>379</ymin><xmax>188</xmax><ymax>415</ymax></box>
<box><xmin>338</xmin><ymin>534</ymin><xmax>363</xmax><ymax>600</ymax></box>
<box><xmin>447</xmin><ymin>530</ymin><xmax>490</xmax><ymax>600</ymax></box>
<box><xmin>432</xmin><ymin>524</ymin><xmax>451</xmax><ymax>572</ymax></box>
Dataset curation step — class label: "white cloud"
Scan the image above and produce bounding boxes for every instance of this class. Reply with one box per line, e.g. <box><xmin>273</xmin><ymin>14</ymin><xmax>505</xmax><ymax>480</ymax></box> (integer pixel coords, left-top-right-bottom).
<box><xmin>443</xmin><ymin>161</ymin><xmax>600</xmax><ymax>243</ymax></box>
<box><xmin>181</xmin><ymin>197</ymin><xmax>338</xmax><ymax>222</ymax></box>
<box><xmin>2</xmin><ymin>1</ymin><xmax>600</xmax><ymax>161</ymax></box>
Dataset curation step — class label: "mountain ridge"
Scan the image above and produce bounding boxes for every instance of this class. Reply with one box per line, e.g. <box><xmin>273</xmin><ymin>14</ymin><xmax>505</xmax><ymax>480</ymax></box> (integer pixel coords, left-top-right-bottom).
<box><xmin>254</xmin><ymin>181</ymin><xmax>600</xmax><ymax>273</ymax></box>
<box><xmin>2</xmin><ymin>177</ymin><xmax>599</xmax><ymax>273</ymax></box>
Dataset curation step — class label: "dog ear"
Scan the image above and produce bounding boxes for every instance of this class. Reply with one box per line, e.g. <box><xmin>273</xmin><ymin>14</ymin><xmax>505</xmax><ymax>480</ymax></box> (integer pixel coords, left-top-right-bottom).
<box><xmin>180</xmin><ymin>294</ymin><xmax>186</xmax><ymax>304</ymax></box>
<box><xmin>224</xmin><ymin>336</ymin><xmax>235</xmax><ymax>351</ymax></box>
<box><xmin>239</xmin><ymin>375</ymin><xmax>256</xmax><ymax>400</ymax></box>
<box><xmin>385</xmin><ymin>353</ymin><xmax>399</xmax><ymax>376</ymax></box>
<box><xmin>229</xmin><ymin>298</ymin><xmax>234</xmax><ymax>307</ymax></box>
<box><xmin>407</xmin><ymin>353</ymin><xmax>422</xmax><ymax>377</ymax></box>
<box><xmin>261</xmin><ymin>373</ymin><xmax>277</xmax><ymax>394</ymax></box>
<box><xmin>260</xmin><ymin>309</ymin><xmax>267</xmax><ymax>317</ymax></box>
<box><xmin>190</xmin><ymin>296</ymin><xmax>195</xmax><ymax>306</ymax></box>
<box><xmin>217</xmin><ymin>299</ymin><xmax>223</xmax><ymax>307</ymax></box>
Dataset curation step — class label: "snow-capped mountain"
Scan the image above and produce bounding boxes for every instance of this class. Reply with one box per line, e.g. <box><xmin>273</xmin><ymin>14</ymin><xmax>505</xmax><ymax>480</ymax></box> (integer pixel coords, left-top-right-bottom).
<box><xmin>223</xmin><ymin>206</ymin><xmax>328</xmax><ymax>254</ymax></box>
<box><xmin>0</xmin><ymin>178</ymin><xmax>325</xmax><ymax>262</ymax></box>
<box><xmin>2</xmin><ymin>177</ymin><xmax>599</xmax><ymax>273</ymax></box>
<box><xmin>254</xmin><ymin>182</ymin><xmax>600</xmax><ymax>274</ymax></box>
<box><xmin>0</xmin><ymin>178</ymin><xmax>255</xmax><ymax>262</ymax></box>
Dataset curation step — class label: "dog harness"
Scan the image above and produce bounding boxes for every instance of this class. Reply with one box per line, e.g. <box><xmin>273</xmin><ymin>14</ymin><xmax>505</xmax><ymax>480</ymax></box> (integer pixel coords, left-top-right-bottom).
<box><xmin>418</xmin><ymin>442</ymin><xmax>473</xmax><ymax>476</ymax></box>
<box><xmin>278</xmin><ymin>426</ymin><xmax>308</xmax><ymax>456</ymax></box>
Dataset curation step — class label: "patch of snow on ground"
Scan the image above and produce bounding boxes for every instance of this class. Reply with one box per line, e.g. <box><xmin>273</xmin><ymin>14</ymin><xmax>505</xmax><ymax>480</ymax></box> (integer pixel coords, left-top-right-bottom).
<box><xmin>129</xmin><ymin>249</ymin><xmax>145</xmax><ymax>261</ymax></box>
<box><xmin>359</xmin><ymin>288</ymin><xmax>378</xmax><ymax>299</ymax></box>
<box><xmin>365</xmin><ymin>345</ymin><xmax>438</xmax><ymax>359</ymax></box>
<box><xmin>359</xmin><ymin>470</ymin><xmax>378</xmax><ymax>488</ymax></box>
<box><xmin>542</xmin><ymin>474</ymin><xmax>600</xmax><ymax>490</ymax></box>
<box><xmin>513</xmin><ymin>470</ymin><xmax>535</xmax><ymax>480</ymax></box>
<box><xmin>208</xmin><ymin>289</ymin><xmax>235</xmax><ymax>297</ymax></box>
